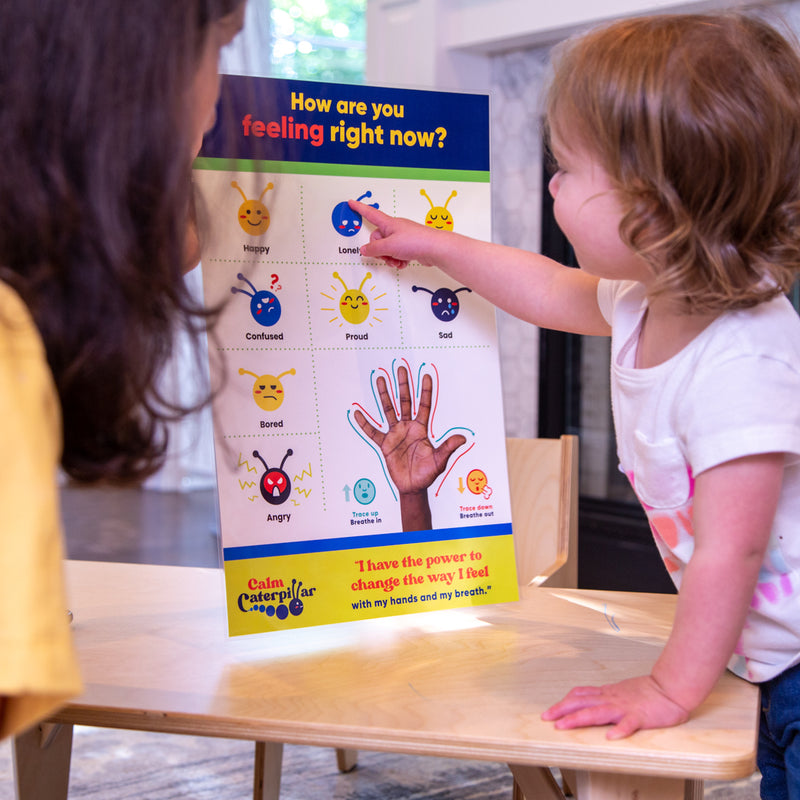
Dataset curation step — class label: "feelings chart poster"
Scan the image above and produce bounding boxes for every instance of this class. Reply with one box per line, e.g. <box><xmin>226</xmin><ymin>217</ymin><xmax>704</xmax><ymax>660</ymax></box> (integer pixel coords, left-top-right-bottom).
<box><xmin>194</xmin><ymin>75</ymin><xmax>517</xmax><ymax>635</ymax></box>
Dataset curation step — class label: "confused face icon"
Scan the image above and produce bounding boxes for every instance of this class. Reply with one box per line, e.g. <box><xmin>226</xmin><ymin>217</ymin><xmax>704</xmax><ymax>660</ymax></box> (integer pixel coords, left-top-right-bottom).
<box><xmin>231</xmin><ymin>273</ymin><xmax>282</xmax><ymax>327</ymax></box>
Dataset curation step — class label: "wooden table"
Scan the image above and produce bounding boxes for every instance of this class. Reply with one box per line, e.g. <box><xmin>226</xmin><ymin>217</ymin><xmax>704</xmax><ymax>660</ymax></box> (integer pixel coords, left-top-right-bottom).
<box><xmin>14</xmin><ymin>560</ymin><xmax>759</xmax><ymax>799</ymax></box>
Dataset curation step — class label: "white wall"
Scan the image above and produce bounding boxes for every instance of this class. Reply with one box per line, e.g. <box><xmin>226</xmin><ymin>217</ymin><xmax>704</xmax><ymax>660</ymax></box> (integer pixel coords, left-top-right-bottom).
<box><xmin>366</xmin><ymin>0</ymin><xmax>776</xmax><ymax>91</ymax></box>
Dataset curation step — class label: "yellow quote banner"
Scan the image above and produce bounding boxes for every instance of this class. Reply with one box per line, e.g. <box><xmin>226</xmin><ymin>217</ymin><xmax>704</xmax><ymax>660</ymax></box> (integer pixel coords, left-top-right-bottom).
<box><xmin>224</xmin><ymin>527</ymin><xmax>518</xmax><ymax>635</ymax></box>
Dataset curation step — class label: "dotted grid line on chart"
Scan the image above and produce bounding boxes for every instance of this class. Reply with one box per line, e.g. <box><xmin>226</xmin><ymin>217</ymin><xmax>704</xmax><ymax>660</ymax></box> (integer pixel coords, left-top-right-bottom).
<box><xmin>391</xmin><ymin>186</ymin><xmax>405</xmax><ymax>345</ymax></box>
<box><xmin>224</xmin><ymin>431</ymin><xmax>318</xmax><ymax>439</ymax></box>
<box><xmin>216</xmin><ymin>345</ymin><xmax>492</xmax><ymax>352</ymax></box>
<box><xmin>308</xmin><ymin>332</ymin><xmax>326</xmax><ymax>511</ymax></box>
<box><xmin>207</xmin><ymin>259</ymin><xmax>300</xmax><ymax>265</ymax></box>
<box><xmin>298</xmin><ymin>183</ymin><xmax>308</xmax><ymax>263</ymax></box>
<box><xmin>297</xmin><ymin>184</ymin><xmax>313</xmax><ymax>352</ymax></box>
<box><xmin>209</xmin><ymin>259</ymin><xmax>396</xmax><ymax>267</ymax></box>
<box><xmin>297</xmin><ymin>182</ymin><xmax>327</xmax><ymax>511</ymax></box>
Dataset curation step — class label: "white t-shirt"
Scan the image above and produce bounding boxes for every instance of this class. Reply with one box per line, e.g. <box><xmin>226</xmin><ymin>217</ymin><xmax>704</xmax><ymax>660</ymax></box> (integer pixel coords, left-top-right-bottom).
<box><xmin>598</xmin><ymin>279</ymin><xmax>800</xmax><ymax>683</ymax></box>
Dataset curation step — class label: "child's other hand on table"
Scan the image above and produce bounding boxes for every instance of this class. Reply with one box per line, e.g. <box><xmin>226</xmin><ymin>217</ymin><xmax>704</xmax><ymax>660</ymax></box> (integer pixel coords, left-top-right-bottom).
<box><xmin>542</xmin><ymin>674</ymin><xmax>690</xmax><ymax>740</ymax></box>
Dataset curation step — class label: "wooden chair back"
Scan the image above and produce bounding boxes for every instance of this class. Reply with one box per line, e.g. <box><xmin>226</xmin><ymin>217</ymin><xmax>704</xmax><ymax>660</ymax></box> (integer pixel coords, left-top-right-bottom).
<box><xmin>506</xmin><ymin>436</ymin><xmax>578</xmax><ymax>589</ymax></box>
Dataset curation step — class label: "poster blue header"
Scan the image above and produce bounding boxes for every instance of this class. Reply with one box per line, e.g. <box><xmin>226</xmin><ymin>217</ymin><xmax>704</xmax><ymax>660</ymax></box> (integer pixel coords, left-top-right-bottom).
<box><xmin>200</xmin><ymin>75</ymin><xmax>490</xmax><ymax>172</ymax></box>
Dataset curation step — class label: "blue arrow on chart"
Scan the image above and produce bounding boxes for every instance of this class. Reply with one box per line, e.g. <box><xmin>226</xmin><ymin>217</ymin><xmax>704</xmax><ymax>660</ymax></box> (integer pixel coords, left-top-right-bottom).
<box><xmin>343</xmin><ymin>485</ymin><xmax>351</xmax><ymax>502</ymax></box>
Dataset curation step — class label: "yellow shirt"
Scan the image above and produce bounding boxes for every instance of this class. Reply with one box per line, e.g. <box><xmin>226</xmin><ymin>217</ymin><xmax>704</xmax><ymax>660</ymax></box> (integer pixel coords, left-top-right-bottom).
<box><xmin>0</xmin><ymin>281</ymin><xmax>82</xmax><ymax>738</ymax></box>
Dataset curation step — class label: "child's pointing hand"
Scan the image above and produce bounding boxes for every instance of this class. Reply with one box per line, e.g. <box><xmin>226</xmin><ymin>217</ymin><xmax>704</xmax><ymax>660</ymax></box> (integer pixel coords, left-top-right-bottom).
<box><xmin>348</xmin><ymin>199</ymin><xmax>443</xmax><ymax>269</ymax></box>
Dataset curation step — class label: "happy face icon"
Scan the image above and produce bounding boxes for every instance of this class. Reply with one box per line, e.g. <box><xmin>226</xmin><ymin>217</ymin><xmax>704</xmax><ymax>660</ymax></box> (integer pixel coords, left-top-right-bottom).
<box><xmin>334</xmin><ymin>271</ymin><xmax>371</xmax><ymax>324</ymax></box>
<box><xmin>253</xmin><ymin>448</ymin><xmax>293</xmax><ymax>505</ymax></box>
<box><xmin>331</xmin><ymin>190</ymin><xmax>378</xmax><ymax>237</ymax></box>
<box><xmin>412</xmin><ymin>285</ymin><xmax>472</xmax><ymax>322</ymax></box>
<box><xmin>232</xmin><ymin>180</ymin><xmax>274</xmax><ymax>236</ymax></box>
<box><xmin>239</xmin><ymin>367</ymin><xmax>295</xmax><ymax>411</ymax></box>
<box><xmin>421</xmin><ymin>189</ymin><xmax>457</xmax><ymax>230</ymax></box>
<box><xmin>231</xmin><ymin>273</ymin><xmax>281</xmax><ymax>327</ymax></box>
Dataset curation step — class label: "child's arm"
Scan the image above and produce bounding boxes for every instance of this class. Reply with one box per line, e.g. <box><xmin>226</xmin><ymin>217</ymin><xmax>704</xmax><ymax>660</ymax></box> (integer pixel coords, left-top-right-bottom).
<box><xmin>543</xmin><ymin>451</ymin><xmax>783</xmax><ymax>738</ymax></box>
<box><xmin>350</xmin><ymin>200</ymin><xmax>610</xmax><ymax>337</ymax></box>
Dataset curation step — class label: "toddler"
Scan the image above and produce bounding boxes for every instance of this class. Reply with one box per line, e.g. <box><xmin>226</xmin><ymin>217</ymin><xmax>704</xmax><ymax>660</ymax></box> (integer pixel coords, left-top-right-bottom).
<box><xmin>351</xmin><ymin>13</ymin><xmax>800</xmax><ymax>797</ymax></box>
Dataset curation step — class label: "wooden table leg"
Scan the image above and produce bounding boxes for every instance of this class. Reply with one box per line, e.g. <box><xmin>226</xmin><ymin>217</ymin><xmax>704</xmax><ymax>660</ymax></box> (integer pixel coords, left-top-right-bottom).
<box><xmin>510</xmin><ymin>766</ymin><xmax>702</xmax><ymax>800</ymax></box>
<box><xmin>13</xmin><ymin>723</ymin><xmax>73</xmax><ymax>800</ymax></box>
<box><xmin>684</xmin><ymin>780</ymin><xmax>704</xmax><ymax>800</ymax></box>
<box><xmin>561</xmin><ymin>769</ymin><xmax>576</xmax><ymax>796</ymax></box>
<box><xmin>572</xmin><ymin>771</ymin><xmax>689</xmax><ymax>799</ymax></box>
<box><xmin>335</xmin><ymin>748</ymin><xmax>358</xmax><ymax>772</ymax></box>
<box><xmin>508</xmin><ymin>764</ymin><xmax>567</xmax><ymax>800</ymax></box>
<box><xmin>253</xmin><ymin>741</ymin><xmax>283</xmax><ymax>800</ymax></box>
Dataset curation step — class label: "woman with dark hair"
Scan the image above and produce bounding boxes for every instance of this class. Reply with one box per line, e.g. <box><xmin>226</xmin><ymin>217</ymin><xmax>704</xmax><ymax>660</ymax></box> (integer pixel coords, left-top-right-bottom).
<box><xmin>0</xmin><ymin>0</ymin><xmax>245</xmax><ymax>738</ymax></box>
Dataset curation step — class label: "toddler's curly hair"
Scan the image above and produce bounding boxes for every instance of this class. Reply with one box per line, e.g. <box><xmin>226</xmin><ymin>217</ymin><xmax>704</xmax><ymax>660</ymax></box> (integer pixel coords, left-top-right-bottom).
<box><xmin>546</xmin><ymin>13</ymin><xmax>800</xmax><ymax>312</ymax></box>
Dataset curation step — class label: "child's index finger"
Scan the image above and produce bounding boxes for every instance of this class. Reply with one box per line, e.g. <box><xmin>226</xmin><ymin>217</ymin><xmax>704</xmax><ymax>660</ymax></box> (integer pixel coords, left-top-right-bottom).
<box><xmin>348</xmin><ymin>198</ymin><xmax>386</xmax><ymax>227</ymax></box>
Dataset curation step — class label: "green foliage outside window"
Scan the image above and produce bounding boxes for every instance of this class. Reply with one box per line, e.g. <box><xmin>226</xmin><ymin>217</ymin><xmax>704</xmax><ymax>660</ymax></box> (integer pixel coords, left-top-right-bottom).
<box><xmin>271</xmin><ymin>0</ymin><xmax>366</xmax><ymax>84</ymax></box>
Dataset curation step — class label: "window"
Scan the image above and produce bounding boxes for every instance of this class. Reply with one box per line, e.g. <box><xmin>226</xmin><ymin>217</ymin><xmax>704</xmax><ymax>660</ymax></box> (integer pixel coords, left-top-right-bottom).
<box><xmin>221</xmin><ymin>0</ymin><xmax>366</xmax><ymax>83</ymax></box>
<box><xmin>271</xmin><ymin>0</ymin><xmax>366</xmax><ymax>83</ymax></box>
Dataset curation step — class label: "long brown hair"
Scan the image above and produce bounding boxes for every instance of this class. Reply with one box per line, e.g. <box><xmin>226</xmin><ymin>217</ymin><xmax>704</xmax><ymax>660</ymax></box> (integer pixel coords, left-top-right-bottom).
<box><xmin>0</xmin><ymin>0</ymin><xmax>241</xmax><ymax>482</ymax></box>
<box><xmin>546</xmin><ymin>13</ymin><xmax>800</xmax><ymax>312</ymax></box>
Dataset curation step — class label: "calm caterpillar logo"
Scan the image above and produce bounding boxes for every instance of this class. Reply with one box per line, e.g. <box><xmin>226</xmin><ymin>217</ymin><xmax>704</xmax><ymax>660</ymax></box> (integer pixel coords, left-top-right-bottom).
<box><xmin>238</xmin><ymin>577</ymin><xmax>317</xmax><ymax>621</ymax></box>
